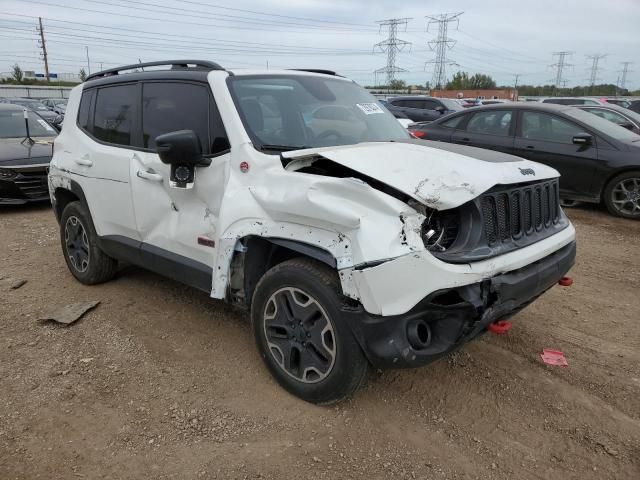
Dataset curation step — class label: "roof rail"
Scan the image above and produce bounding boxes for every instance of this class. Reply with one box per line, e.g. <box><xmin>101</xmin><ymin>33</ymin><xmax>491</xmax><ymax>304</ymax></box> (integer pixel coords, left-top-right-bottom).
<box><xmin>86</xmin><ymin>60</ymin><xmax>224</xmax><ymax>81</ymax></box>
<box><xmin>290</xmin><ymin>69</ymin><xmax>342</xmax><ymax>77</ymax></box>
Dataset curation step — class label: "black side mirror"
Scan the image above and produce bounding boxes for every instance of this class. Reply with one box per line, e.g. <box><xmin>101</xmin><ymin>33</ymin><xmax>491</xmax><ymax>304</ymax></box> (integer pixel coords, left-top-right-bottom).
<box><xmin>619</xmin><ymin>122</ymin><xmax>635</xmax><ymax>131</ymax></box>
<box><xmin>156</xmin><ymin>130</ymin><xmax>211</xmax><ymax>189</ymax></box>
<box><xmin>572</xmin><ymin>133</ymin><xmax>593</xmax><ymax>145</ymax></box>
<box><xmin>435</xmin><ymin>106</ymin><xmax>446</xmax><ymax>113</ymax></box>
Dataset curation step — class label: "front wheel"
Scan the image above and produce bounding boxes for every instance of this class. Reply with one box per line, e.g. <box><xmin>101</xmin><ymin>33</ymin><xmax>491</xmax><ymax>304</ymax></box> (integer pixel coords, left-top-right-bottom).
<box><xmin>603</xmin><ymin>171</ymin><xmax>640</xmax><ymax>219</ymax></box>
<box><xmin>251</xmin><ymin>258</ymin><xmax>369</xmax><ymax>405</ymax></box>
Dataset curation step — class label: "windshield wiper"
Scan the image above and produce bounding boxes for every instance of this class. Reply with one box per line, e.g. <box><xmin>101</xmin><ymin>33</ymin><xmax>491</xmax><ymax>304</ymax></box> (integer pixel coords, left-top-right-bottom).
<box><xmin>259</xmin><ymin>144</ymin><xmax>310</xmax><ymax>152</ymax></box>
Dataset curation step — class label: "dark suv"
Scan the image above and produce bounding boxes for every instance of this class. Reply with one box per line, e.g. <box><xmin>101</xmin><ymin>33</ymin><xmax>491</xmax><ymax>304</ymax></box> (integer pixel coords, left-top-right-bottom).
<box><xmin>385</xmin><ymin>96</ymin><xmax>463</xmax><ymax>122</ymax></box>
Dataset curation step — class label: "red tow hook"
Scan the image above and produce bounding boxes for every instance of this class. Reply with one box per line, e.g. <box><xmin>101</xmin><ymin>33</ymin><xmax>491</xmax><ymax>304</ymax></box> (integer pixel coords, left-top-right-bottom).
<box><xmin>487</xmin><ymin>320</ymin><xmax>512</xmax><ymax>335</ymax></box>
<box><xmin>558</xmin><ymin>276</ymin><xmax>573</xmax><ymax>287</ymax></box>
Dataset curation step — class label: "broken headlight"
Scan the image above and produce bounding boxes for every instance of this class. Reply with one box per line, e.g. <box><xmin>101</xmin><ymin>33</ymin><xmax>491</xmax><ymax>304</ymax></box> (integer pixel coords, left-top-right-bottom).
<box><xmin>421</xmin><ymin>209</ymin><xmax>459</xmax><ymax>252</ymax></box>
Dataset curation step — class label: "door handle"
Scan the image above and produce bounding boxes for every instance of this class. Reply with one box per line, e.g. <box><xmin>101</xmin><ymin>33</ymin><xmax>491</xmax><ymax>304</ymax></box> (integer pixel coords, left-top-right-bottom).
<box><xmin>526</xmin><ymin>145</ymin><xmax>535</xmax><ymax>149</ymax></box>
<box><xmin>461</xmin><ymin>137</ymin><xmax>470</xmax><ymax>142</ymax></box>
<box><xmin>74</xmin><ymin>154</ymin><xmax>92</xmax><ymax>167</ymax></box>
<box><xmin>137</xmin><ymin>169</ymin><xmax>163</xmax><ymax>182</ymax></box>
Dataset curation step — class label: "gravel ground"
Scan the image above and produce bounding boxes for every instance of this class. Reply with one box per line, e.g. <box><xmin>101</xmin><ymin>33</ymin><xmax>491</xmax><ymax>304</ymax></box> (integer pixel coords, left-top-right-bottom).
<box><xmin>0</xmin><ymin>203</ymin><xmax>639</xmax><ymax>480</ymax></box>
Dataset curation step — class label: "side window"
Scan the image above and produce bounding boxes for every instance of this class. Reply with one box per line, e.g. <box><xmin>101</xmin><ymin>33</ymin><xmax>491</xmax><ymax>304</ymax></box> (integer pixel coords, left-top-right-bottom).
<box><xmin>142</xmin><ymin>82</ymin><xmax>228</xmax><ymax>154</ymax></box>
<box><xmin>92</xmin><ymin>84</ymin><xmax>137</xmax><ymax>146</ymax></box>
<box><xmin>441</xmin><ymin>115</ymin><xmax>465</xmax><ymax>129</ymax></box>
<box><xmin>422</xmin><ymin>100</ymin><xmax>439</xmax><ymax>110</ymax></box>
<box><xmin>77</xmin><ymin>89</ymin><xmax>94</xmax><ymax>132</ymax></box>
<box><xmin>589</xmin><ymin>109</ymin><xmax>627</xmax><ymax>125</ymax></box>
<box><xmin>466</xmin><ymin>110</ymin><xmax>512</xmax><ymax>136</ymax></box>
<box><xmin>521</xmin><ymin>111</ymin><xmax>583</xmax><ymax>144</ymax></box>
<box><xmin>390</xmin><ymin>99</ymin><xmax>406</xmax><ymax>107</ymax></box>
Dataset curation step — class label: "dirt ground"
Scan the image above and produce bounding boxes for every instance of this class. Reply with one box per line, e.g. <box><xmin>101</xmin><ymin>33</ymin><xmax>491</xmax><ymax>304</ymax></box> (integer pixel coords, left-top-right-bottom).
<box><xmin>0</xmin><ymin>203</ymin><xmax>638</xmax><ymax>480</ymax></box>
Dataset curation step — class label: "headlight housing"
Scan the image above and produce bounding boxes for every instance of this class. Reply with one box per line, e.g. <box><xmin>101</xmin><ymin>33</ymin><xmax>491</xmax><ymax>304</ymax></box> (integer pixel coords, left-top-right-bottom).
<box><xmin>421</xmin><ymin>209</ymin><xmax>459</xmax><ymax>252</ymax></box>
<box><xmin>0</xmin><ymin>168</ymin><xmax>17</xmax><ymax>180</ymax></box>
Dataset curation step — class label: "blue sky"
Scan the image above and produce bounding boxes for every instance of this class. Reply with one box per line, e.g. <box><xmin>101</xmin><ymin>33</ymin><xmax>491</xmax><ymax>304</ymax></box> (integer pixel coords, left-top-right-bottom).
<box><xmin>1</xmin><ymin>0</ymin><xmax>638</xmax><ymax>89</ymax></box>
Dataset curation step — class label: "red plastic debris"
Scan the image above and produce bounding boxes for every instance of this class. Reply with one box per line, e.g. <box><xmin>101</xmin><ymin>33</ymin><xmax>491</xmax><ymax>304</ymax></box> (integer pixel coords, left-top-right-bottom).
<box><xmin>558</xmin><ymin>276</ymin><xmax>573</xmax><ymax>286</ymax></box>
<box><xmin>239</xmin><ymin>161</ymin><xmax>249</xmax><ymax>173</ymax></box>
<box><xmin>487</xmin><ymin>320</ymin><xmax>512</xmax><ymax>335</ymax></box>
<box><xmin>540</xmin><ymin>349</ymin><xmax>568</xmax><ymax>367</ymax></box>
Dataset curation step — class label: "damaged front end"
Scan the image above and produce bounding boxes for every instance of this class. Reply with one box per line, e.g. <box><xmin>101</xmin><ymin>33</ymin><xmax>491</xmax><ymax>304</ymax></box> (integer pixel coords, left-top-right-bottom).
<box><xmin>343</xmin><ymin>241</ymin><xmax>576</xmax><ymax>368</ymax></box>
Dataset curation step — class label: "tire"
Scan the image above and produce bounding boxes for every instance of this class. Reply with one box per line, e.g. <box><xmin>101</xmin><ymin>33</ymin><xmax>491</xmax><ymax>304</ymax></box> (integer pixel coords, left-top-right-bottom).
<box><xmin>559</xmin><ymin>198</ymin><xmax>582</xmax><ymax>208</ymax></box>
<box><xmin>59</xmin><ymin>201</ymin><xmax>118</xmax><ymax>284</ymax></box>
<box><xmin>603</xmin><ymin>171</ymin><xmax>640</xmax><ymax>219</ymax></box>
<box><xmin>251</xmin><ymin>258</ymin><xmax>369</xmax><ymax>405</ymax></box>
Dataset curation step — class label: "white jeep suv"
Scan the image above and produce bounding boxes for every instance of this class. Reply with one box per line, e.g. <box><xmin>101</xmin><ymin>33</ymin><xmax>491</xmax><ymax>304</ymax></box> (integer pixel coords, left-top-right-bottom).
<box><xmin>49</xmin><ymin>61</ymin><xmax>576</xmax><ymax>404</ymax></box>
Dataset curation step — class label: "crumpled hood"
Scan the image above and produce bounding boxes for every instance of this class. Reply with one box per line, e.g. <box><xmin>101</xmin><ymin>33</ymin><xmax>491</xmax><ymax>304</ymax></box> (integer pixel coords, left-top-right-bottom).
<box><xmin>283</xmin><ymin>141</ymin><xmax>559</xmax><ymax>210</ymax></box>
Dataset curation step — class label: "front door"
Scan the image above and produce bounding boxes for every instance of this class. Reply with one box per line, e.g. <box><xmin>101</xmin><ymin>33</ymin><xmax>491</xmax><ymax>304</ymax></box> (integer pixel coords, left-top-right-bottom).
<box><xmin>513</xmin><ymin>110</ymin><xmax>598</xmax><ymax>198</ymax></box>
<box><xmin>129</xmin><ymin>81</ymin><xmax>230</xmax><ymax>291</ymax></box>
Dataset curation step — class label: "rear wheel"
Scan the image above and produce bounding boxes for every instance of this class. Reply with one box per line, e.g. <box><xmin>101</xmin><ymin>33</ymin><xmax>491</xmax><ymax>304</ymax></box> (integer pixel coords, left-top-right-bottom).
<box><xmin>60</xmin><ymin>201</ymin><xmax>118</xmax><ymax>284</ymax></box>
<box><xmin>251</xmin><ymin>258</ymin><xmax>369</xmax><ymax>404</ymax></box>
<box><xmin>603</xmin><ymin>171</ymin><xmax>640</xmax><ymax>219</ymax></box>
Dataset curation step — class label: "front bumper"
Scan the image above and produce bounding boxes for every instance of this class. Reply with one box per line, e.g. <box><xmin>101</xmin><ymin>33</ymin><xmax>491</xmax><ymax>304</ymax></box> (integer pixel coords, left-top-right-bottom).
<box><xmin>0</xmin><ymin>167</ymin><xmax>50</xmax><ymax>204</ymax></box>
<box><xmin>343</xmin><ymin>240</ymin><xmax>576</xmax><ymax>369</ymax></box>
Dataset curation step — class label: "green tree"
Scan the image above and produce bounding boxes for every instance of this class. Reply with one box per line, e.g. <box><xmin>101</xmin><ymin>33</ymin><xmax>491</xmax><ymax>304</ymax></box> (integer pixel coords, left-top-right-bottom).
<box><xmin>446</xmin><ymin>71</ymin><xmax>496</xmax><ymax>90</ymax></box>
<box><xmin>79</xmin><ymin>68</ymin><xmax>87</xmax><ymax>82</ymax></box>
<box><xmin>389</xmin><ymin>79</ymin><xmax>406</xmax><ymax>90</ymax></box>
<box><xmin>11</xmin><ymin>64</ymin><xmax>23</xmax><ymax>83</ymax></box>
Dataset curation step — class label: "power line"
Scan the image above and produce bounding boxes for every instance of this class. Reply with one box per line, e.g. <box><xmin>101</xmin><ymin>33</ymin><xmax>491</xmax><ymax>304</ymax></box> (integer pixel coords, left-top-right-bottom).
<box><xmin>37</xmin><ymin>17</ymin><xmax>49</xmax><ymax>82</ymax></box>
<box><xmin>550</xmin><ymin>51</ymin><xmax>573</xmax><ymax>93</ymax></box>
<box><xmin>586</xmin><ymin>54</ymin><xmax>606</xmax><ymax>86</ymax></box>
<box><xmin>425</xmin><ymin>12</ymin><xmax>462</xmax><ymax>89</ymax></box>
<box><xmin>373</xmin><ymin>18</ymin><xmax>411</xmax><ymax>86</ymax></box>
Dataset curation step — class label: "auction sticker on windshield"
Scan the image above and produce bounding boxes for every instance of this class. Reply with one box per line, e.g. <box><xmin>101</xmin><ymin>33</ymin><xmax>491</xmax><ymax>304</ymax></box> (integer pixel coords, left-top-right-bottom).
<box><xmin>356</xmin><ymin>103</ymin><xmax>385</xmax><ymax>115</ymax></box>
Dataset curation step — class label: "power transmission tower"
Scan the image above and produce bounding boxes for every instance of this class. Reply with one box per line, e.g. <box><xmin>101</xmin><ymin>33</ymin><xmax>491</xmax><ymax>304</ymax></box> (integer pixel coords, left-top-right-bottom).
<box><xmin>619</xmin><ymin>62</ymin><xmax>632</xmax><ymax>90</ymax></box>
<box><xmin>586</xmin><ymin>54</ymin><xmax>606</xmax><ymax>86</ymax></box>
<box><xmin>37</xmin><ymin>17</ymin><xmax>50</xmax><ymax>83</ymax></box>
<box><xmin>373</xmin><ymin>18</ymin><xmax>411</xmax><ymax>87</ymax></box>
<box><xmin>425</xmin><ymin>12</ymin><xmax>463</xmax><ymax>90</ymax></box>
<box><xmin>550</xmin><ymin>51</ymin><xmax>573</xmax><ymax>95</ymax></box>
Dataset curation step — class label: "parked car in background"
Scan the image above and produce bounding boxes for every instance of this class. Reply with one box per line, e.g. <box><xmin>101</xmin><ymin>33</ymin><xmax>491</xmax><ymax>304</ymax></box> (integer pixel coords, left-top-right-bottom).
<box><xmin>408</xmin><ymin>103</ymin><xmax>640</xmax><ymax>219</ymax></box>
<box><xmin>0</xmin><ymin>103</ymin><xmax>57</xmax><ymax>204</ymax></box>
<box><xmin>604</xmin><ymin>98</ymin><xmax>631</xmax><ymax>109</ymax></box>
<box><xmin>480</xmin><ymin>99</ymin><xmax>511</xmax><ymax>105</ymax></box>
<box><xmin>41</xmin><ymin>98</ymin><xmax>68</xmax><ymax>115</ymax></box>
<box><xmin>2</xmin><ymin>98</ymin><xmax>63</xmax><ymax>129</ymax></box>
<box><xmin>385</xmin><ymin>96</ymin><xmax>464</xmax><ymax>122</ymax></box>
<box><xmin>577</xmin><ymin>104</ymin><xmax>640</xmax><ymax>134</ymax></box>
<box><xmin>541</xmin><ymin>97</ymin><xmax>604</xmax><ymax>106</ymax></box>
<box><xmin>628</xmin><ymin>100</ymin><xmax>640</xmax><ymax>114</ymax></box>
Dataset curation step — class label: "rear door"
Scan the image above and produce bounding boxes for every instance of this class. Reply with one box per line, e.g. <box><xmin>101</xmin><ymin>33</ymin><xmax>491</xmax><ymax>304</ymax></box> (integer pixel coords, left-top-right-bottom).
<box><xmin>129</xmin><ymin>80</ymin><xmax>230</xmax><ymax>290</ymax></box>
<box><xmin>513</xmin><ymin>110</ymin><xmax>598</xmax><ymax>197</ymax></box>
<box><xmin>451</xmin><ymin>109</ymin><xmax>515</xmax><ymax>154</ymax></box>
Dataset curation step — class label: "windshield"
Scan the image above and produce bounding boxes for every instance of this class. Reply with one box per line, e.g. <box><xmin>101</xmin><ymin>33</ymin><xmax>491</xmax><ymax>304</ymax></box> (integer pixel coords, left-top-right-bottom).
<box><xmin>0</xmin><ymin>109</ymin><xmax>57</xmax><ymax>138</ymax></box>
<box><xmin>228</xmin><ymin>75</ymin><xmax>410</xmax><ymax>151</ymax></box>
<box><xmin>440</xmin><ymin>99</ymin><xmax>465</xmax><ymax>111</ymax></box>
<box><xmin>564</xmin><ymin>107</ymin><xmax>640</xmax><ymax>142</ymax></box>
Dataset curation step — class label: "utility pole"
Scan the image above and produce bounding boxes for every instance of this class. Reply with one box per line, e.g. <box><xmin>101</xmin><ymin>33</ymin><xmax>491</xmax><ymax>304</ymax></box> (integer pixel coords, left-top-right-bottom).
<box><xmin>425</xmin><ymin>12</ymin><xmax>463</xmax><ymax>90</ymax></box>
<box><xmin>37</xmin><ymin>17</ymin><xmax>50</xmax><ymax>83</ymax></box>
<box><xmin>373</xmin><ymin>18</ymin><xmax>411</xmax><ymax>88</ymax></box>
<box><xmin>619</xmin><ymin>62</ymin><xmax>632</xmax><ymax>91</ymax></box>
<box><xmin>550</xmin><ymin>51</ymin><xmax>573</xmax><ymax>95</ymax></box>
<box><xmin>85</xmin><ymin>46</ymin><xmax>91</xmax><ymax>75</ymax></box>
<box><xmin>513</xmin><ymin>74</ymin><xmax>521</xmax><ymax>100</ymax></box>
<box><xmin>586</xmin><ymin>54</ymin><xmax>606</xmax><ymax>86</ymax></box>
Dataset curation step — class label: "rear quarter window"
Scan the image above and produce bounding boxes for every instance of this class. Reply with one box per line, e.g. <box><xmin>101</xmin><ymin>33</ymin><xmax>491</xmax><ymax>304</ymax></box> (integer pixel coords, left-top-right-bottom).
<box><xmin>92</xmin><ymin>84</ymin><xmax>137</xmax><ymax>147</ymax></box>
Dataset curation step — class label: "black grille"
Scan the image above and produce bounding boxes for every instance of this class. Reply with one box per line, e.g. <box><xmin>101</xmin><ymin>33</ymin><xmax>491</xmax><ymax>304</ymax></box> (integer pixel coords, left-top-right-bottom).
<box><xmin>481</xmin><ymin>179</ymin><xmax>560</xmax><ymax>246</ymax></box>
<box><xmin>14</xmin><ymin>171</ymin><xmax>49</xmax><ymax>199</ymax></box>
